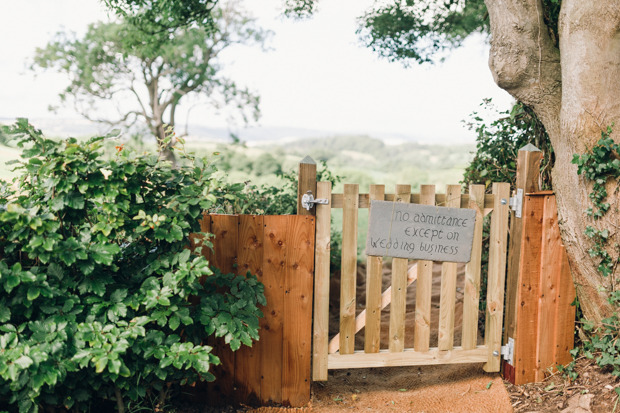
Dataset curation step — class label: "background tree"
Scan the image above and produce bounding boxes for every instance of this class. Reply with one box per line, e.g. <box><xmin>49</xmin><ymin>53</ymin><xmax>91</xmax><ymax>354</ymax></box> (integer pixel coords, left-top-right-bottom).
<box><xmin>285</xmin><ymin>0</ymin><xmax>620</xmax><ymax>327</ymax></box>
<box><xmin>33</xmin><ymin>0</ymin><xmax>266</xmax><ymax>162</ymax></box>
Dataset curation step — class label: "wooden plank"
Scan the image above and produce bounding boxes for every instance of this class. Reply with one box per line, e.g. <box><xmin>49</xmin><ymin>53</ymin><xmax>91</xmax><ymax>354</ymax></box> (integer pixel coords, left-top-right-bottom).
<box><xmin>483</xmin><ymin>183</ymin><xmax>510</xmax><ymax>373</ymax></box>
<box><xmin>327</xmin><ymin>346</ymin><xmax>489</xmax><ymax>369</ymax></box>
<box><xmin>330</xmin><ymin>193</ymin><xmax>494</xmax><ymax>209</ymax></box>
<box><xmin>297</xmin><ymin>156</ymin><xmax>317</xmax><ymax>216</ymax></box>
<box><xmin>511</xmin><ymin>194</ymin><xmax>544</xmax><ymax>382</ymax></box>
<box><xmin>207</xmin><ymin>215</ymin><xmax>239</xmax><ymax>406</ymax></box>
<box><xmin>504</xmin><ymin>148</ymin><xmax>543</xmax><ymax>349</ymax></box>
<box><xmin>260</xmin><ymin>216</ymin><xmax>287</xmax><ymax>405</ymax></box>
<box><xmin>312</xmin><ymin>182</ymin><xmax>332</xmax><ymax>381</ymax></box>
<box><xmin>535</xmin><ymin>195</ymin><xmax>562</xmax><ymax>381</ymax></box>
<box><xmin>329</xmin><ymin>263</ymin><xmax>418</xmax><ymax>354</ymax></box>
<box><xmin>339</xmin><ymin>184</ymin><xmax>359</xmax><ymax>354</ymax></box>
<box><xmin>389</xmin><ymin>184</ymin><xmax>411</xmax><ymax>353</ymax></box>
<box><xmin>462</xmin><ymin>184</ymin><xmax>485</xmax><ymax>350</ymax></box>
<box><xmin>414</xmin><ymin>185</ymin><xmax>435</xmax><ymax>352</ymax></box>
<box><xmin>234</xmin><ymin>215</ymin><xmax>263</xmax><ymax>406</ymax></box>
<box><xmin>554</xmin><ymin>246</ymin><xmax>576</xmax><ymax>368</ymax></box>
<box><xmin>365</xmin><ymin>184</ymin><xmax>385</xmax><ymax>353</ymax></box>
<box><xmin>438</xmin><ymin>185</ymin><xmax>461</xmax><ymax>351</ymax></box>
<box><xmin>282</xmin><ymin>216</ymin><xmax>315</xmax><ymax>408</ymax></box>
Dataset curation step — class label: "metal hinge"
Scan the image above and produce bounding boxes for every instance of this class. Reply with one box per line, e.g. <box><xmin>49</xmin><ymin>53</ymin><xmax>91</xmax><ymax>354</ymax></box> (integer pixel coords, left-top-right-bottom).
<box><xmin>301</xmin><ymin>190</ymin><xmax>329</xmax><ymax>211</ymax></box>
<box><xmin>509</xmin><ymin>189</ymin><xmax>524</xmax><ymax>218</ymax></box>
<box><xmin>501</xmin><ymin>337</ymin><xmax>514</xmax><ymax>366</ymax></box>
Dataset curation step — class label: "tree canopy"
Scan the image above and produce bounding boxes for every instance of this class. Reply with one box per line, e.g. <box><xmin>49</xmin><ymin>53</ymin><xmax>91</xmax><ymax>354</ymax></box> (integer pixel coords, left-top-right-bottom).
<box><xmin>33</xmin><ymin>1</ymin><xmax>267</xmax><ymax>161</ymax></box>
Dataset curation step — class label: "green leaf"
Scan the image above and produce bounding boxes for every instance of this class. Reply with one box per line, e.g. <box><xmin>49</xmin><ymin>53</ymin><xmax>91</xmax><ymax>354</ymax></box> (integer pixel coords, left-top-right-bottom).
<box><xmin>169</xmin><ymin>315</ymin><xmax>180</xmax><ymax>331</ymax></box>
<box><xmin>0</xmin><ymin>307</ymin><xmax>10</xmax><ymax>323</ymax></box>
<box><xmin>66</xmin><ymin>192</ymin><xmax>85</xmax><ymax>209</ymax></box>
<box><xmin>14</xmin><ymin>355</ymin><xmax>33</xmax><ymax>369</ymax></box>
<box><xmin>111</xmin><ymin>289</ymin><xmax>127</xmax><ymax>303</ymax></box>
<box><xmin>47</xmin><ymin>263</ymin><xmax>64</xmax><ymax>280</ymax></box>
<box><xmin>27</xmin><ymin>286</ymin><xmax>41</xmax><ymax>300</ymax></box>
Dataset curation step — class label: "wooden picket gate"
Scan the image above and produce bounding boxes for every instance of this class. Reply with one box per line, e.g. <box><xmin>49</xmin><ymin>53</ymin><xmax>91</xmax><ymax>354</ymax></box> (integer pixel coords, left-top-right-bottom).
<box><xmin>311</xmin><ymin>181</ymin><xmax>511</xmax><ymax>380</ymax></box>
<box><xmin>193</xmin><ymin>214</ymin><xmax>315</xmax><ymax>407</ymax></box>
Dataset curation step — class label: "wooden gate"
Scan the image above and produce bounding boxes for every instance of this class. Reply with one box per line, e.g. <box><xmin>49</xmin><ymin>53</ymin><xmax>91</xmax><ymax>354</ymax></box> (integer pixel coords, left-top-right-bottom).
<box><xmin>311</xmin><ymin>182</ymin><xmax>510</xmax><ymax>380</ymax></box>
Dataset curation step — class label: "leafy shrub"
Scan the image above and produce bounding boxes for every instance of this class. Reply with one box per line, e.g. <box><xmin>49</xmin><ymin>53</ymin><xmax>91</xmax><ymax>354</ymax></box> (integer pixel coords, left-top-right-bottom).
<box><xmin>462</xmin><ymin>99</ymin><xmax>553</xmax><ymax>190</ymax></box>
<box><xmin>0</xmin><ymin>120</ymin><xmax>265</xmax><ymax>412</ymax></box>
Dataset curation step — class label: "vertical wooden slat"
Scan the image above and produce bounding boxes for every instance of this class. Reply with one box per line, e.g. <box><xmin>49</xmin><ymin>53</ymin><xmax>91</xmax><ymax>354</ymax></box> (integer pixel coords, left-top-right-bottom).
<box><xmin>511</xmin><ymin>194</ymin><xmax>544</xmax><ymax>382</ymax></box>
<box><xmin>297</xmin><ymin>156</ymin><xmax>317</xmax><ymax>216</ymax></box>
<box><xmin>462</xmin><ymin>184</ymin><xmax>485</xmax><ymax>350</ymax></box>
<box><xmin>389</xmin><ymin>184</ymin><xmax>411</xmax><ymax>353</ymax></box>
<box><xmin>438</xmin><ymin>185</ymin><xmax>462</xmax><ymax>351</ymax></box>
<box><xmin>340</xmin><ymin>184</ymin><xmax>359</xmax><ymax>354</ymax></box>
<box><xmin>535</xmin><ymin>195</ymin><xmax>562</xmax><ymax>380</ymax></box>
<box><xmin>234</xmin><ymin>216</ymin><xmax>264</xmax><ymax>406</ymax></box>
<box><xmin>554</xmin><ymin>246</ymin><xmax>576</xmax><ymax>368</ymax></box>
<box><xmin>482</xmin><ymin>183</ymin><xmax>510</xmax><ymax>372</ymax></box>
<box><xmin>504</xmin><ymin>147</ymin><xmax>542</xmax><ymax>347</ymax></box>
<box><xmin>365</xmin><ymin>184</ymin><xmax>385</xmax><ymax>353</ymax></box>
<box><xmin>260</xmin><ymin>216</ymin><xmax>287</xmax><ymax>405</ymax></box>
<box><xmin>414</xmin><ymin>185</ymin><xmax>435</xmax><ymax>352</ymax></box>
<box><xmin>282</xmin><ymin>216</ymin><xmax>315</xmax><ymax>407</ymax></box>
<box><xmin>312</xmin><ymin>182</ymin><xmax>332</xmax><ymax>380</ymax></box>
<box><xmin>208</xmin><ymin>215</ymin><xmax>239</xmax><ymax>405</ymax></box>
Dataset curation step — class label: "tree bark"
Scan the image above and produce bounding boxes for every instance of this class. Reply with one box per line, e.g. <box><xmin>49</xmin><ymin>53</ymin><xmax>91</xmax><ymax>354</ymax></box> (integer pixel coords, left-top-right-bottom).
<box><xmin>485</xmin><ymin>0</ymin><xmax>620</xmax><ymax>324</ymax></box>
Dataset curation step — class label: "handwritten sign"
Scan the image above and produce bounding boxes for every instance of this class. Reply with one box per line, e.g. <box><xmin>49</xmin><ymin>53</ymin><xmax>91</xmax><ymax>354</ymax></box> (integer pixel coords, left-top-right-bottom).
<box><xmin>365</xmin><ymin>200</ymin><xmax>476</xmax><ymax>263</ymax></box>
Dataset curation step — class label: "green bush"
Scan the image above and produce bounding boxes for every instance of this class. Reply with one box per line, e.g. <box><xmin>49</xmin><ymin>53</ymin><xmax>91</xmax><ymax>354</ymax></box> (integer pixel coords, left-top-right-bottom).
<box><xmin>0</xmin><ymin>120</ymin><xmax>265</xmax><ymax>412</ymax></box>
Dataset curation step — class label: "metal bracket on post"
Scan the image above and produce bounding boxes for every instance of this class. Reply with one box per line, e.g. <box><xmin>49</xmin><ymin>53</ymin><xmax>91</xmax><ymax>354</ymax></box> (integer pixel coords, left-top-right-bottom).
<box><xmin>501</xmin><ymin>337</ymin><xmax>515</xmax><ymax>366</ymax></box>
<box><xmin>509</xmin><ymin>189</ymin><xmax>524</xmax><ymax>218</ymax></box>
<box><xmin>301</xmin><ymin>190</ymin><xmax>329</xmax><ymax>211</ymax></box>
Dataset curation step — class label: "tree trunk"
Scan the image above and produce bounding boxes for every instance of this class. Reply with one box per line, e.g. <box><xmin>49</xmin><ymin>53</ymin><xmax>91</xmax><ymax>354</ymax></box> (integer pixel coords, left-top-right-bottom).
<box><xmin>485</xmin><ymin>0</ymin><xmax>620</xmax><ymax>324</ymax></box>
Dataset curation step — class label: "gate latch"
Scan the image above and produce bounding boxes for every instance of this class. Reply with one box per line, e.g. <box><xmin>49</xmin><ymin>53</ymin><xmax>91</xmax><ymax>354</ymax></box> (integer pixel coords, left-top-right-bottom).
<box><xmin>301</xmin><ymin>190</ymin><xmax>329</xmax><ymax>211</ymax></box>
<box><xmin>501</xmin><ymin>337</ymin><xmax>515</xmax><ymax>366</ymax></box>
<box><xmin>509</xmin><ymin>189</ymin><xmax>524</xmax><ymax>218</ymax></box>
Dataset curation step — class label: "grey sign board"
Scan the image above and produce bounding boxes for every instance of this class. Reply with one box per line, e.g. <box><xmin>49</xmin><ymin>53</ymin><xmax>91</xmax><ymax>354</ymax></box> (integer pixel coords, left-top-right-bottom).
<box><xmin>365</xmin><ymin>200</ymin><xmax>476</xmax><ymax>263</ymax></box>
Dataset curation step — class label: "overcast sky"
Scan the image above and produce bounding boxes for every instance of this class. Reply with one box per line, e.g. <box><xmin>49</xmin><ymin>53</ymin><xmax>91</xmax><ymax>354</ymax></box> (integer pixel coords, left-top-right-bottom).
<box><xmin>0</xmin><ymin>0</ymin><xmax>513</xmax><ymax>144</ymax></box>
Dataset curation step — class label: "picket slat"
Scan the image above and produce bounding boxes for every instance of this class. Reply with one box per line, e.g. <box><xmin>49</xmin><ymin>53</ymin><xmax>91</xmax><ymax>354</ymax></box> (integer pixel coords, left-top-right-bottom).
<box><xmin>365</xmin><ymin>184</ymin><xmax>385</xmax><ymax>353</ymax></box>
<box><xmin>260</xmin><ymin>216</ymin><xmax>287</xmax><ymax>405</ymax></box>
<box><xmin>339</xmin><ymin>184</ymin><xmax>359</xmax><ymax>354</ymax></box>
<box><xmin>554</xmin><ymin>247</ymin><xmax>576</xmax><ymax>368</ymax></box>
<box><xmin>535</xmin><ymin>195</ymin><xmax>562</xmax><ymax>380</ymax></box>
<box><xmin>208</xmin><ymin>215</ymin><xmax>239</xmax><ymax>405</ymax></box>
<box><xmin>462</xmin><ymin>185</ymin><xmax>485</xmax><ymax>350</ymax></box>
<box><xmin>438</xmin><ymin>185</ymin><xmax>461</xmax><ymax>351</ymax></box>
<box><xmin>282</xmin><ymin>216</ymin><xmax>315</xmax><ymax>407</ymax></box>
<box><xmin>389</xmin><ymin>185</ymin><xmax>411</xmax><ymax>353</ymax></box>
<box><xmin>414</xmin><ymin>185</ymin><xmax>435</xmax><ymax>352</ymax></box>
<box><xmin>312</xmin><ymin>182</ymin><xmax>332</xmax><ymax>380</ymax></box>
<box><xmin>483</xmin><ymin>183</ymin><xmax>510</xmax><ymax>373</ymax></box>
<box><xmin>234</xmin><ymin>216</ymin><xmax>264</xmax><ymax>406</ymax></box>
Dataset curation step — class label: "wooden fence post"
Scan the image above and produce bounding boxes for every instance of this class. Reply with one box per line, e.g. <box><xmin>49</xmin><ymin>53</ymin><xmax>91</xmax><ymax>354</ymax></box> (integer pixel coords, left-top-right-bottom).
<box><xmin>503</xmin><ymin>144</ymin><xmax>542</xmax><ymax>379</ymax></box>
<box><xmin>298</xmin><ymin>156</ymin><xmax>317</xmax><ymax>216</ymax></box>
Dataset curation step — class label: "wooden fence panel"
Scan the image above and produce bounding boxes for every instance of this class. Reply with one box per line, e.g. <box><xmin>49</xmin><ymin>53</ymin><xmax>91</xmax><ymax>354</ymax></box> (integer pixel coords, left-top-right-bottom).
<box><xmin>414</xmin><ymin>185</ymin><xmax>435</xmax><ymax>352</ymax></box>
<box><xmin>207</xmin><ymin>215</ymin><xmax>239</xmax><ymax>406</ymax></box>
<box><xmin>365</xmin><ymin>184</ymin><xmax>385</xmax><ymax>353</ymax></box>
<box><xmin>260</xmin><ymin>216</ymin><xmax>287</xmax><ymax>405</ymax></box>
<box><xmin>513</xmin><ymin>195</ymin><xmax>545</xmax><ymax>383</ymax></box>
<box><xmin>536</xmin><ymin>195</ymin><xmax>562</xmax><ymax>381</ymax></box>
<box><xmin>462</xmin><ymin>184</ymin><xmax>485</xmax><ymax>350</ymax></box>
<box><xmin>438</xmin><ymin>185</ymin><xmax>462</xmax><ymax>351</ymax></box>
<box><xmin>282</xmin><ymin>216</ymin><xmax>315</xmax><ymax>407</ymax></box>
<box><xmin>312</xmin><ymin>182</ymin><xmax>332</xmax><ymax>380</ymax></box>
<box><xmin>389</xmin><ymin>185</ymin><xmax>411</xmax><ymax>353</ymax></box>
<box><xmin>234</xmin><ymin>216</ymin><xmax>264</xmax><ymax>406</ymax></box>
<box><xmin>340</xmin><ymin>184</ymin><xmax>359</xmax><ymax>354</ymax></box>
<box><xmin>555</xmin><ymin>247</ymin><xmax>576</xmax><ymax>368</ymax></box>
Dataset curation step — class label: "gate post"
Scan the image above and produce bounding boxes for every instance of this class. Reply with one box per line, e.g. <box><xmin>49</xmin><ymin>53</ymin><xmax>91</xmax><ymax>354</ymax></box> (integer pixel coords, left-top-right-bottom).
<box><xmin>297</xmin><ymin>156</ymin><xmax>317</xmax><ymax>216</ymax></box>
